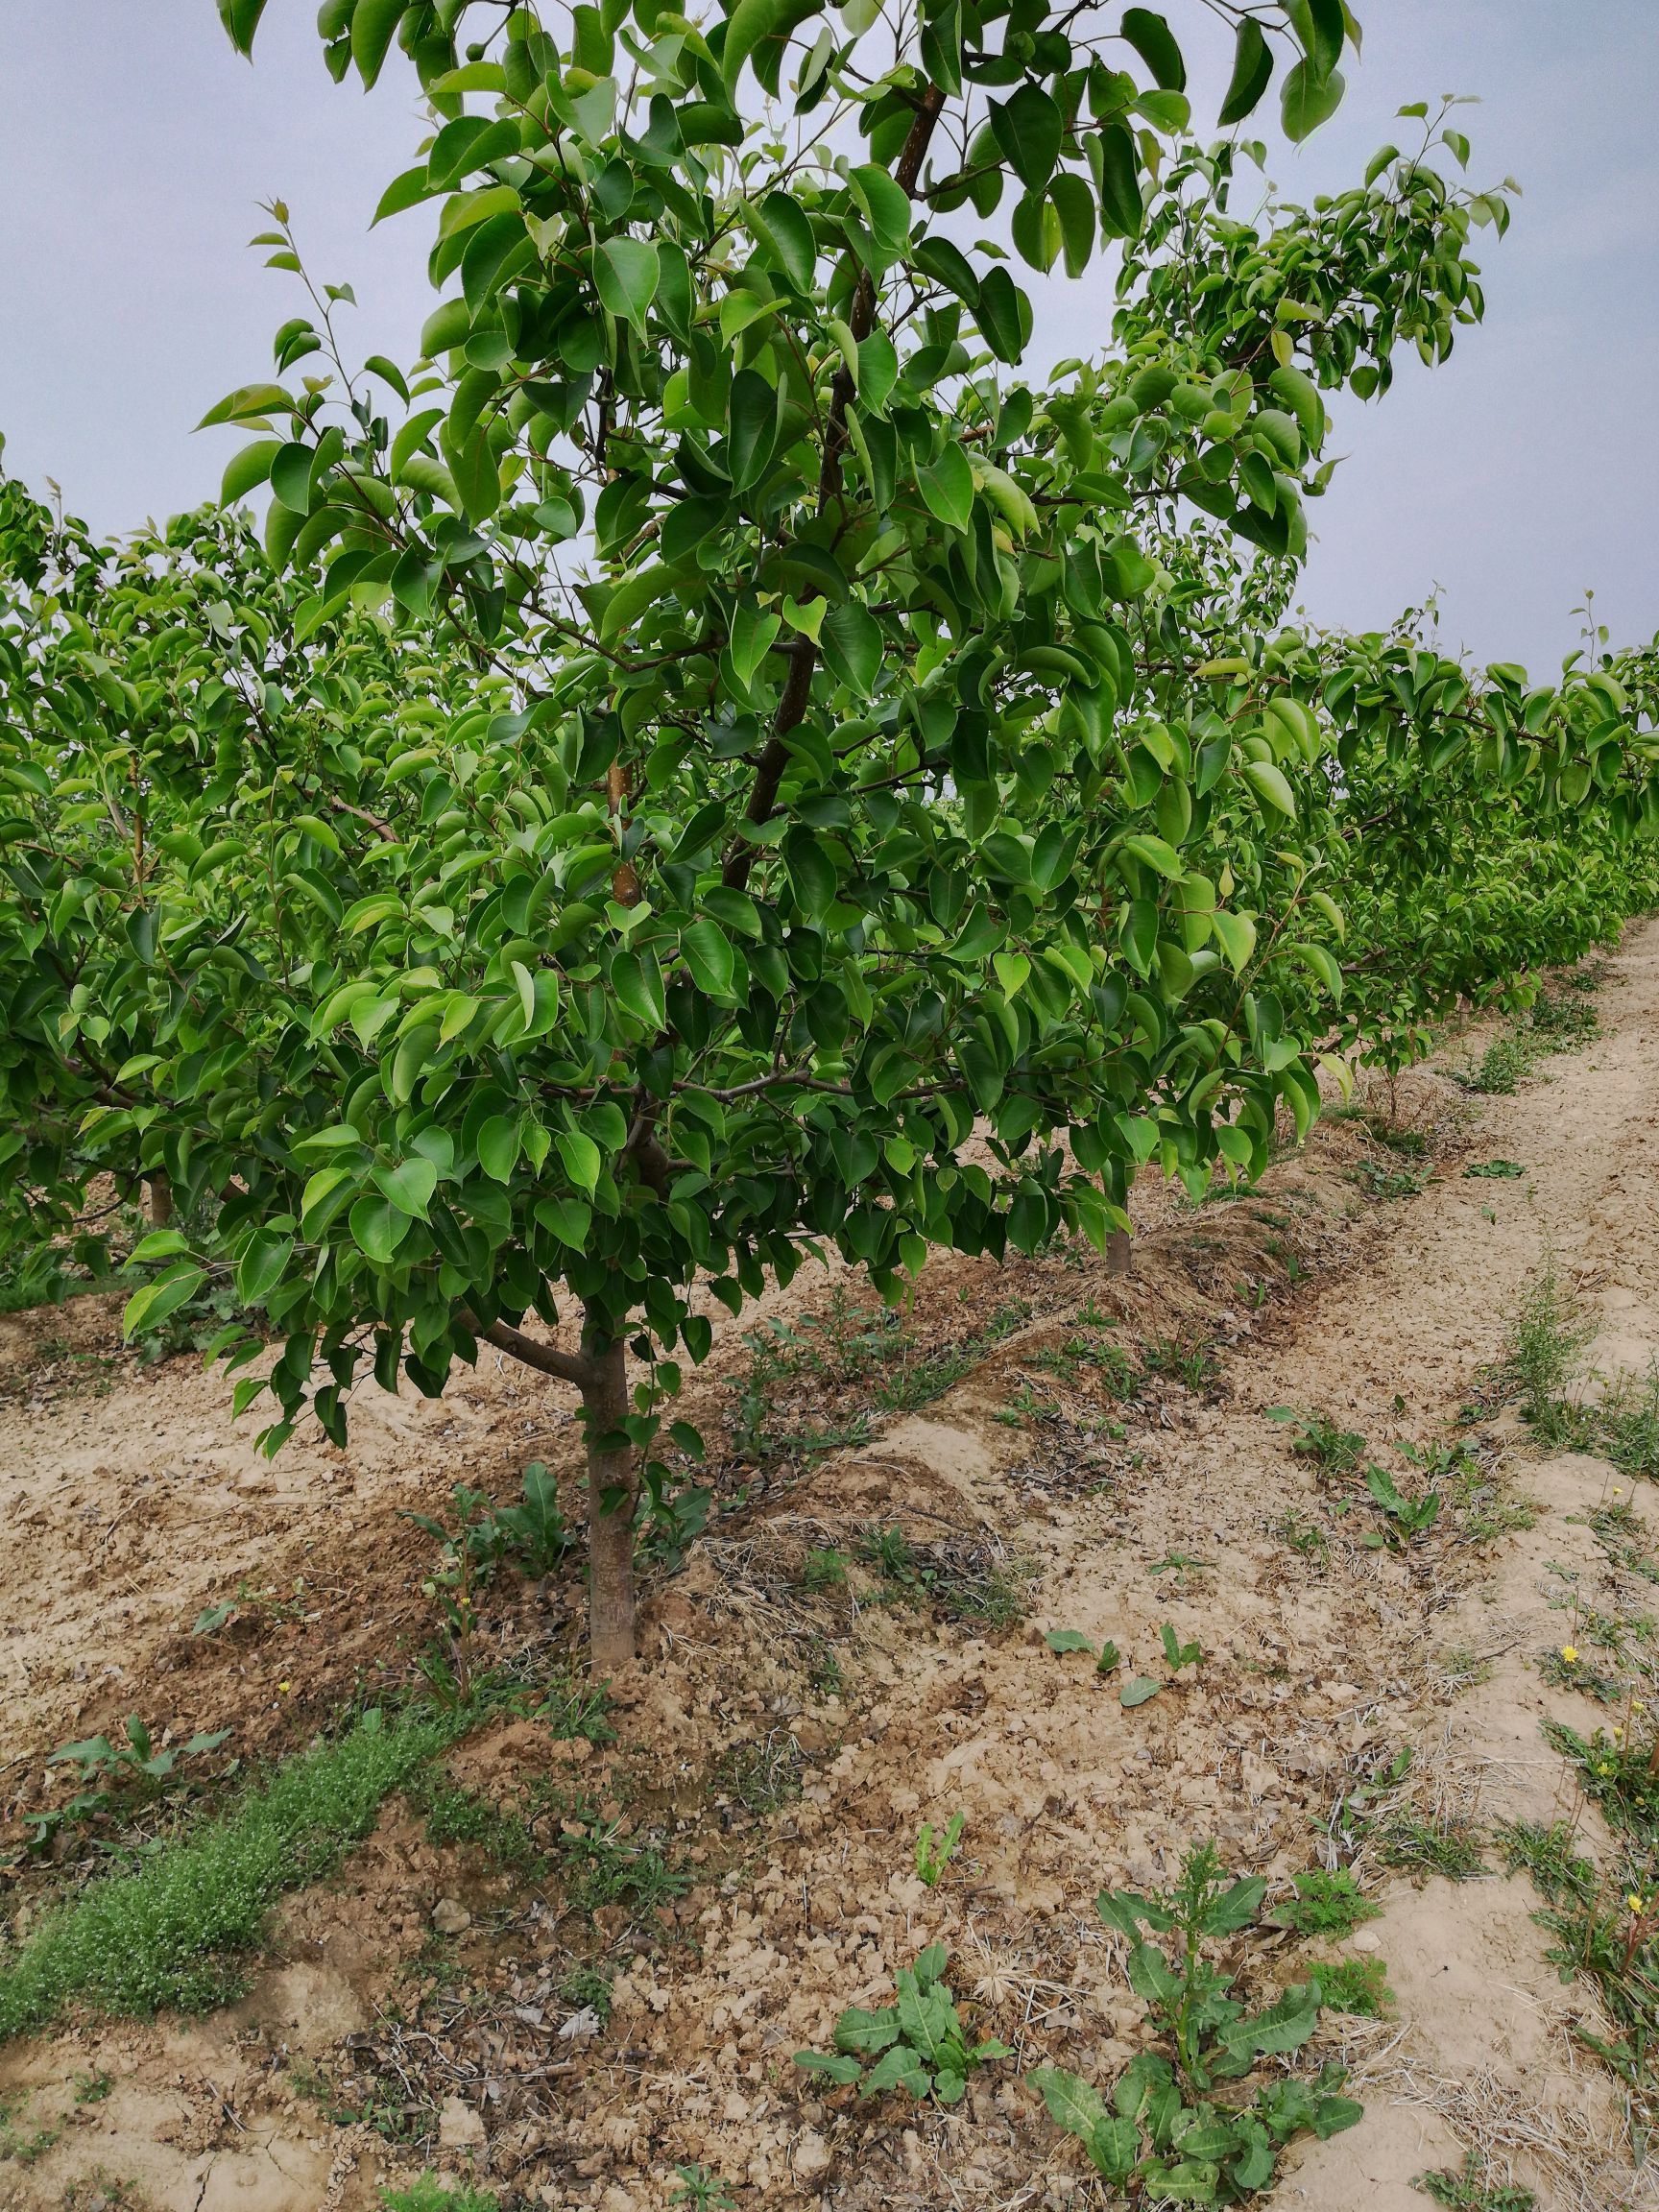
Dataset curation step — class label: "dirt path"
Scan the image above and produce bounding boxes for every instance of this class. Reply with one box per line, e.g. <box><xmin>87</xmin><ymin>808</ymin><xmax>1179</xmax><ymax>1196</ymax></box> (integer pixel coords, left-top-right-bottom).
<box><xmin>5</xmin><ymin>926</ymin><xmax>1659</xmax><ymax>2210</ymax></box>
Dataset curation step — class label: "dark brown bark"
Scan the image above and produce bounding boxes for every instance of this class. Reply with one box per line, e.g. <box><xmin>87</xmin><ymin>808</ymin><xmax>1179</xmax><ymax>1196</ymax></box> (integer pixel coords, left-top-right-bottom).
<box><xmin>579</xmin><ymin>1334</ymin><xmax>636</xmax><ymax>1673</ymax></box>
<box><xmin>1106</xmin><ymin>1229</ymin><xmax>1132</xmax><ymax>1278</ymax></box>
<box><xmin>145</xmin><ymin>1171</ymin><xmax>173</xmax><ymax>1231</ymax></box>
<box><xmin>476</xmin><ymin>1316</ymin><xmax>637</xmax><ymax>1670</ymax></box>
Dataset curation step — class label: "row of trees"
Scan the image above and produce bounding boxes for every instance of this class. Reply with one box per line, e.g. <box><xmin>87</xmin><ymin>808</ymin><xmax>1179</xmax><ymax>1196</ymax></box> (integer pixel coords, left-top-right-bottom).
<box><xmin>2</xmin><ymin>0</ymin><xmax>1656</xmax><ymax>1664</ymax></box>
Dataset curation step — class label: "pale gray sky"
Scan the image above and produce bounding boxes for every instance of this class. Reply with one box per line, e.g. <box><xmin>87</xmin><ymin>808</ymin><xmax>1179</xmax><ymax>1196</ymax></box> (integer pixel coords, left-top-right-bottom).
<box><xmin>1</xmin><ymin>1</ymin><xmax>1652</xmax><ymax>675</ymax></box>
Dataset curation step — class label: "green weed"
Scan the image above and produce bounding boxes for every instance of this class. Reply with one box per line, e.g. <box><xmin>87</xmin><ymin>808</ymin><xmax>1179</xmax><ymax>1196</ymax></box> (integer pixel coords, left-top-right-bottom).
<box><xmin>1376</xmin><ymin>1812</ymin><xmax>1487</xmax><ymax>1882</ymax></box>
<box><xmin>1504</xmin><ymin>1251</ymin><xmax>1595</xmax><ymax>1438</ymax></box>
<box><xmin>379</xmin><ymin>2178</ymin><xmax>500</xmax><ymax>2212</ymax></box>
<box><xmin>670</xmin><ymin>2165</ymin><xmax>738</xmax><ymax>2209</ymax></box>
<box><xmin>1415</xmin><ymin>2151</ymin><xmax>1536</xmax><ymax>2210</ymax></box>
<box><xmin>1269</xmin><ymin>1869</ymin><xmax>1381</xmax><ymax>1939</ymax></box>
<box><xmin>1311</xmin><ymin>1956</ymin><xmax>1392</xmax><ymax>2016</ymax></box>
<box><xmin>795</xmin><ymin>1942</ymin><xmax>1010</xmax><ymax>2102</ymax></box>
<box><xmin>0</xmin><ymin>1708</ymin><xmax>451</xmax><ymax>2041</ymax></box>
<box><xmin>1031</xmin><ymin>1842</ymin><xmax>1361</xmax><ymax>2200</ymax></box>
<box><xmin>1455</xmin><ymin>1033</ymin><xmax>1530</xmax><ymax>1095</ymax></box>
<box><xmin>915</xmin><ymin>1812</ymin><xmax>966</xmax><ymax>1888</ymax></box>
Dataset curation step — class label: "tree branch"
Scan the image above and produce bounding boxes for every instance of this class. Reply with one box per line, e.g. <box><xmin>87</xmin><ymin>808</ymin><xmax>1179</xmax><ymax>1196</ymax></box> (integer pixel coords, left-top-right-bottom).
<box><xmin>721</xmin><ymin>83</ymin><xmax>948</xmax><ymax>894</ymax></box>
<box><xmin>472</xmin><ymin>1315</ymin><xmax>596</xmax><ymax>1391</ymax></box>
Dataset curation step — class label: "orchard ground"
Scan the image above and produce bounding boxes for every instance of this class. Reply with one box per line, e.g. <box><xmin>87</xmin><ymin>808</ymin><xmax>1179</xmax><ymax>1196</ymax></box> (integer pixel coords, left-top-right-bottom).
<box><xmin>6</xmin><ymin>930</ymin><xmax>1659</xmax><ymax>2209</ymax></box>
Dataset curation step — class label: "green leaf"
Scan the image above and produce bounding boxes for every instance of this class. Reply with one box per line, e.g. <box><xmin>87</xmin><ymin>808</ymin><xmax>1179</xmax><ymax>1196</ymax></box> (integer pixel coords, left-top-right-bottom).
<box><xmin>234</xmin><ymin>1229</ymin><xmax>294</xmax><ymax>1303</ymax></box>
<box><xmin>373</xmin><ymin>1156</ymin><xmax>439</xmax><ymax>1218</ymax></box>
<box><xmin>128</xmin><ymin>1229</ymin><xmax>190</xmax><ymax>1264</ymax></box>
<box><xmin>784</xmin><ymin>830</ymin><xmax>839</xmax><ymax>920</ymax></box>
<box><xmin>216</xmin><ymin>0</ymin><xmax>268</xmax><ymax>55</ymax></box>
<box><xmin>122</xmin><ymin>1265</ymin><xmax>205</xmax><ymax>1340</ymax></box>
<box><xmin>1210</xmin><ymin>909</ymin><xmax>1256</xmax><ymax>974</ymax></box>
<box><xmin>680</xmin><ymin>918</ymin><xmax>736</xmax><ymax>998</ymax></box>
<box><xmin>1119</xmin><ymin>1675</ymin><xmax>1162</xmax><ymax>1708</ymax></box>
<box><xmin>197</xmin><ymin>382</ymin><xmax>293</xmax><ymax>430</ymax></box>
<box><xmin>821</xmin><ymin>600</ymin><xmax>882</xmax><ymax>696</ymax></box>
<box><xmin>917</xmin><ymin>443</ymin><xmax>975</xmax><ymax>532</ymax></box>
<box><xmin>1049</xmin><ymin>172</ymin><xmax>1096</xmax><ymax>278</ymax></box>
<box><xmin>1094</xmin><ymin>124</ymin><xmax>1144</xmax><ymax>239</ymax></box>
<box><xmin>351</xmin><ymin>0</ymin><xmax>408</xmax><ymax>88</ymax></box>
<box><xmin>849</xmin><ymin>163</ymin><xmax>912</xmax><ymax>252</ymax></box>
<box><xmin>727</xmin><ymin>369</ymin><xmax>780</xmax><ymax>492</ymax></box>
<box><xmin>221</xmin><ymin>439</ymin><xmax>281</xmax><ymax>504</ymax></box>
<box><xmin>478</xmin><ymin>1116</ymin><xmax>521</xmax><ymax>1183</ymax></box>
<box><xmin>349</xmin><ymin>1193</ymin><xmax>414</xmax><ymax>1265</ymax></box>
<box><xmin>756</xmin><ymin>191</ymin><xmax>817</xmax><ymax>291</ymax></box>
<box><xmin>993</xmin><ymin>84</ymin><xmax>1062</xmax><ymax>192</ymax></box>
<box><xmin>1029</xmin><ymin>2065</ymin><xmax>1109</xmax><ymax>2147</ymax></box>
<box><xmin>1282</xmin><ymin>59</ymin><xmax>1346</xmax><ymax>143</ymax></box>
<box><xmin>1120</xmin><ymin>8</ymin><xmax>1187</xmax><ymax>91</ymax></box>
<box><xmin>1218</xmin><ymin>17</ymin><xmax>1272</xmax><ymax>124</ymax></box>
<box><xmin>1242</xmin><ymin>758</ymin><xmax>1298</xmax><ymax>820</ymax></box>
<box><xmin>594</xmin><ymin>236</ymin><xmax>660</xmax><ymax>329</ymax></box>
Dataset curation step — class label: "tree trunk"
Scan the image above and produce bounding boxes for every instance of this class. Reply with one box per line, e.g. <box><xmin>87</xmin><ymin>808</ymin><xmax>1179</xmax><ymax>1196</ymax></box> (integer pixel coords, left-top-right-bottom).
<box><xmin>145</xmin><ymin>1171</ymin><xmax>173</xmax><ymax>1230</ymax></box>
<box><xmin>1107</xmin><ymin>1229</ymin><xmax>1132</xmax><ymax>1278</ymax></box>
<box><xmin>579</xmin><ymin>1334</ymin><xmax>637</xmax><ymax>1672</ymax></box>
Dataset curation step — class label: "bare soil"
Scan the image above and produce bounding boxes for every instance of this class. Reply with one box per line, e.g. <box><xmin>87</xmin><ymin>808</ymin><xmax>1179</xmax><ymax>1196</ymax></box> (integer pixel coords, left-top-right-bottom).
<box><xmin>5</xmin><ymin>925</ymin><xmax>1659</xmax><ymax>2211</ymax></box>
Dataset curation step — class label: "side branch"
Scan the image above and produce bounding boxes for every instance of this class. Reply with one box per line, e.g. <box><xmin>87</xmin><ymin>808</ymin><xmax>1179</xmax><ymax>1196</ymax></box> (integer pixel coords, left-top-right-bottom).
<box><xmin>474</xmin><ymin>1315</ymin><xmax>596</xmax><ymax>1391</ymax></box>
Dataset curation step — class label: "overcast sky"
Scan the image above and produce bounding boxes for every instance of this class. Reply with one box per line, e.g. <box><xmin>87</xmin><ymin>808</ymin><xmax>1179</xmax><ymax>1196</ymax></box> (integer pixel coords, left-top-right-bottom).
<box><xmin>0</xmin><ymin>1</ymin><xmax>1652</xmax><ymax>676</ymax></box>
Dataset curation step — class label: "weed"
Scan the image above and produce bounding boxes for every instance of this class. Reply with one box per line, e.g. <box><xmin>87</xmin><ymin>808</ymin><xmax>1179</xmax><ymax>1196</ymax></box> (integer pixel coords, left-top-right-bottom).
<box><xmin>1269</xmin><ymin>1869</ymin><xmax>1381</xmax><ymax>1939</ymax></box>
<box><xmin>1311</xmin><ymin>1956</ymin><xmax>1392</xmax><ymax>2015</ymax></box>
<box><xmin>1361</xmin><ymin>1463</ymin><xmax>1441</xmax><ymax>1548</ymax></box>
<box><xmin>533</xmin><ymin>1673</ymin><xmax>616</xmax><ymax>1747</ymax></box>
<box><xmin>1455</xmin><ymin>1034</ymin><xmax>1530</xmax><ymax>1095</ymax></box>
<box><xmin>795</xmin><ymin>1942</ymin><xmax>1010</xmax><ymax>2102</ymax></box>
<box><xmin>716</xmin><ymin>1732</ymin><xmax>803</xmax><ymax>1819</ymax></box>
<box><xmin>558</xmin><ymin>1965</ymin><xmax>613</xmax><ymax>2023</ymax></box>
<box><xmin>49</xmin><ymin>1715</ymin><xmax>232</xmax><ymax>1796</ymax></box>
<box><xmin>1463</xmin><ymin>1160</ymin><xmax>1527</xmax><ymax>1181</ymax></box>
<box><xmin>1031</xmin><ymin>1841</ymin><xmax>1360</xmax><ymax>2200</ymax></box>
<box><xmin>73</xmin><ymin>2069</ymin><xmax>114</xmax><ymax>2104</ymax></box>
<box><xmin>1147</xmin><ymin>1551</ymin><xmax>1210</xmax><ymax>1591</ymax></box>
<box><xmin>555</xmin><ymin>1798</ymin><xmax>688</xmax><ymax>1923</ymax></box>
<box><xmin>416</xmin><ymin>1775</ymin><xmax>543</xmax><ymax>1872</ymax></box>
<box><xmin>1270</xmin><ymin>1408</ymin><xmax>1367</xmax><ymax>1478</ymax></box>
<box><xmin>1504</xmin><ymin>1251</ymin><xmax>1595</xmax><ymax>1437</ymax></box>
<box><xmin>1376</xmin><ymin>1813</ymin><xmax>1487</xmax><ymax>1882</ymax></box>
<box><xmin>915</xmin><ymin>1812</ymin><xmax>966</xmax><ymax>1888</ymax></box>
<box><xmin>1272</xmin><ymin>1511</ymin><xmax>1330</xmax><ymax>1563</ymax></box>
<box><xmin>801</xmin><ymin>1546</ymin><xmax>848</xmax><ymax>1594</ymax></box>
<box><xmin>1142</xmin><ymin>1336</ymin><xmax>1219</xmax><ymax>1391</ymax></box>
<box><xmin>670</xmin><ymin>2166</ymin><xmax>738</xmax><ymax>2209</ymax></box>
<box><xmin>379</xmin><ymin>2179</ymin><xmax>500</xmax><ymax>2212</ymax></box>
<box><xmin>1599</xmin><ymin>1362</ymin><xmax>1659</xmax><ymax>1484</ymax></box>
<box><xmin>1415</xmin><ymin>2150</ymin><xmax>1537</xmax><ymax>2210</ymax></box>
<box><xmin>1161</xmin><ymin>1623</ymin><xmax>1203</xmax><ymax>1673</ymax></box>
<box><xmin>0</xmin><ymin>2111</ymin><xmax>60</xmax><ymax>2165</ymax></box>
<box><xmin>1356</xmin><ymin>1160</ymin><xmax>1431</xmax><ymax>1200</ymax></box>
<box><xmin>1536</xmin><ymin>1646</ymin><xmax>1624</xmax><ymax>1703</ymax></box>
<box><xmin>856</xmin><ymin>1525</ymin><xmax>1028</xmax><ymax>1629</ymax></box>
<box><xmin>1436</xmin><ymin>1647</ymin><xmax>1496</xmax><ymax>1691</ymax></box>
<box><xmin>0</xmin><ymin>1707</ymin><xmax>452</xmax><ymax>2041</ymax></box>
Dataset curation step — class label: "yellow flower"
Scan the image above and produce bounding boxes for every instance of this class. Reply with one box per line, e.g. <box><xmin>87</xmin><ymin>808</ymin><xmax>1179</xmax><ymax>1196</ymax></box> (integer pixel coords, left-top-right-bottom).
<box><xmin>277</xmin><ymin>1680</ymin><xmax>292</xmax><ymax>1694</ymax></box>
<box><xmin>1561</xmin><ymin>1646</ymin><xmax>1579</xmax><ymax>1664</ymax></box>
<box><xmin>1629</xmin><ymin>1894</ymin><xmax>1647</xmax><ymax>1915</ymax></box>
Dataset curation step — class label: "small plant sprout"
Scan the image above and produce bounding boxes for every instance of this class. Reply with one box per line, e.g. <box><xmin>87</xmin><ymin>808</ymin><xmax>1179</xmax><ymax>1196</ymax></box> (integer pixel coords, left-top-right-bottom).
<box><xmin>669</xmin><ymin>2167</ymin><xmax>738</xmax><ymax>2210</ymax></box>
<box><xmin>1045</xmin><ymin>1627</ymin><xmax>1096</xmax><ymax>1656</ymax></box>
<box><xmin>794</xmin><ymin>1944</ymin><xmax>1011</xmax><ymax>2103</ymax></box>
<box><xmin>915</xmin><ymin>1812</ymin><xmax>967</xmax><ymax>1888</ymax></box>
<box><xmin>1162</xmin><ymin>1623</ymin><xmax>1203</xmax><ymax>1673</ymax></box>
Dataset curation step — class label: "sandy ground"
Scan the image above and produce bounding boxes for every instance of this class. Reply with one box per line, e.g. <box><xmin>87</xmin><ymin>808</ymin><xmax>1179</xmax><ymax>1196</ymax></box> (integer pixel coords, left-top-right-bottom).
<box><xmin>5</xmin><ymin>926</ymin><xmax>1659</xmax><ymax>2209</ymax></box>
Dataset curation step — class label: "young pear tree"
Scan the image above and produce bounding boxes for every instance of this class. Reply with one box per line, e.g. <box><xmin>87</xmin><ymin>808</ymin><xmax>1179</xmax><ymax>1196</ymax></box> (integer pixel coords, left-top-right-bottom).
<box><xmin>5</xmin><ymin>0</ymin><xmax>1657</xmax><ymax>1670</ymax></box>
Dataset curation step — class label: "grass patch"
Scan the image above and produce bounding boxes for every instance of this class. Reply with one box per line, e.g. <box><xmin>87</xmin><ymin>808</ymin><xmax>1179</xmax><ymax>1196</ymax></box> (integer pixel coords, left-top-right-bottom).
<box><xmin>0</xmin><ymin>1707</ymin><xmax>452</xmax><ymax>2041</ymax></box>
<box><xmin>1375</xmin><ymin>1812</ymin><xmax>1487</xmax><ymax>1882</ymax></box>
